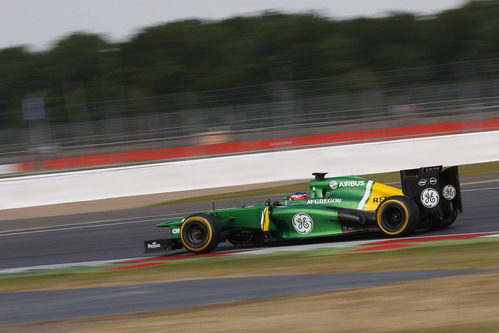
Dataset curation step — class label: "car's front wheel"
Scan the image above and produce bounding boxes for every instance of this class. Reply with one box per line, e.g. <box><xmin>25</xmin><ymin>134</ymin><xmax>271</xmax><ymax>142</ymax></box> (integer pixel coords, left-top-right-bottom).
<box><xmin>180</xmin><ymin>213</ymin><xmax>220</xmax><ymax>253</ymax></box>
<box><xmin>376</xmin><ymin>196</ymin><xmax>420</xmax><ymax>237</ymax></box>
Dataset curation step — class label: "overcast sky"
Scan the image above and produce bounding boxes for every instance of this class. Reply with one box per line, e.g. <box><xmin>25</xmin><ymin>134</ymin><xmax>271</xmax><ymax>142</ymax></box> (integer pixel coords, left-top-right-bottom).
<box><xmin>1</xmin><ymin>0</ymin><xmax>466</xmax><ymax>50</ymax></box>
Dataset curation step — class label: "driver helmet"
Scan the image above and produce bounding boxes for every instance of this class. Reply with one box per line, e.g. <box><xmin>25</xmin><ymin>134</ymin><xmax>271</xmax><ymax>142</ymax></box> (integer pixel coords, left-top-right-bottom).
<box><xmin>289</xmin><ymin>191</ymin><xmax>308</xmax><ymax>200</ymax></box>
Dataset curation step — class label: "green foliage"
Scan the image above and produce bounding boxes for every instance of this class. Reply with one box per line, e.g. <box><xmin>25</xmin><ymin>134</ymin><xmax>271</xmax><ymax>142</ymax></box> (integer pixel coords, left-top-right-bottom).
<box><xmin>1</xmin><ymin>0</ymin><xmax>499</xmax><ymax>128</ymax></box>
<box><xmin>0</xmin><ymin>47</ymin><xmax>41</xmax><ymax>127</ymax></box>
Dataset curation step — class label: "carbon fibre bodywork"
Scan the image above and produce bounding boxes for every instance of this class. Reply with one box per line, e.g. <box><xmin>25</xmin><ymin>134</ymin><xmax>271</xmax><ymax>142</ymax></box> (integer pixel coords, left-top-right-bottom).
<box><xmin>145</xmin><ymin>166</ymin><xmax>462</xmax><ymax>253</ymax></box>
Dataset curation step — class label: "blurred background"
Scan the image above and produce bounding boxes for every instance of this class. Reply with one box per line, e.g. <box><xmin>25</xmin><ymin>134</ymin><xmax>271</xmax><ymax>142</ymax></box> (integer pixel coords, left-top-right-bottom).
<box><xmin>1</xmin><ymin>0</ymin><xmax>499</xmax><ymax>172</ymax></box>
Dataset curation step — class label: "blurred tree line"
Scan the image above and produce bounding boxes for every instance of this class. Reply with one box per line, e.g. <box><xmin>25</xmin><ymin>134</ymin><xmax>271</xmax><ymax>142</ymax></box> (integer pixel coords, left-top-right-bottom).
<box><xmin>1</xmin><ymin>0</ymin><xmax>499</xmax><ymax>129</ymax></box>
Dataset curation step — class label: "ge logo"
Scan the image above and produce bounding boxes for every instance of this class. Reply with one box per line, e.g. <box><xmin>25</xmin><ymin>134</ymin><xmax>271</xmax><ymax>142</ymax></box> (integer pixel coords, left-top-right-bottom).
<box><xmin>442</xmin><ymin>185</ymin><xmax>456</xmax><ymax>200</ymax></box>
<box><xmin>330</xmin><ymin>180</ymin><xmax>338</xmax><ymax>190</ymax></box>
<box><xmin>420</xmin><ymin>188</ymin><xmax>440</xmax><ymax>208</ymax></box>
<box><xmin>292</xmin><ymin>213</ymin><xmax>314</xmax><ymax>234</ymax></box>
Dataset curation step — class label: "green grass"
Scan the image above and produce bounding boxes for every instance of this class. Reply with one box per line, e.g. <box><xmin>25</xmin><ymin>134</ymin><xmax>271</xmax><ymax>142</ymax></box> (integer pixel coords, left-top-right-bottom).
<box><xmin>1</xmin><ymin>239</ymin><xmax>498</xmax><ymax>293</ymax></box>
<box><xmin>387</xmin><ymin>322</ymin><xmax>499</xmax><ymax>333</ymax></box>
<box><xmin>2</xmin><ymin>240</ymin><xmax>499</xmax><ymax>332</ymax></box>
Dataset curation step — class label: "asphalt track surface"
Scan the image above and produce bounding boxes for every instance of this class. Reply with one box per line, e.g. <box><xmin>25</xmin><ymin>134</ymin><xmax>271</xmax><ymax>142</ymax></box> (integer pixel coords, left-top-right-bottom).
<box><xmin>1</xmin><ymin>177</ymin><xmax>499</xmax><ymax>270</ymax></box>
<box><xmin>0</xmin><ymin>177</ymin><xmax>498</xmax><ymax>324</ymax></box>
<box><xmin>1</xmin><ymin>270</ymin><xmax>491</xmax><ymax>325</ymax></box>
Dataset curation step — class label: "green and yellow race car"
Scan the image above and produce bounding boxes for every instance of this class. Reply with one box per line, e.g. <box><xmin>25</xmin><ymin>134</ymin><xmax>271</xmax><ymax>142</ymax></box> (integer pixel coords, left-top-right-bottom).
<box><xmin>145</xmin><ymin>166</ymin><xmax>462</xmax><ymax>254</ymax></box>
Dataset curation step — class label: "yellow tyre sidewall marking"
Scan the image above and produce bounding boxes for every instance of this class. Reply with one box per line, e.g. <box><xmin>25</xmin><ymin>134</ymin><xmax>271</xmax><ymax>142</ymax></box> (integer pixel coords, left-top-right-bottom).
<box><xmin>180</xmin><ymin>216</ymin><xmax>213</xmax><ymax>252</ymax></box>
<box><xmin>377</xmin><ymin>199</ymin><xmax>410</xmax><ymax>235</ymax></box>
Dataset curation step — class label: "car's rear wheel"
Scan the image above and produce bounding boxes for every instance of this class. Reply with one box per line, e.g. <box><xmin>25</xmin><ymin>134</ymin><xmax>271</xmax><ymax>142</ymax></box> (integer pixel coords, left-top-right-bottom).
<box><xmin>376</xmin><ymin>196</ymin><xmax>419</xmax><ymax>237</ymax></box>
<box><xmin>430</xmin><ymin>212</ymin><xmax>457</xmax><ymax>230</ymax></box>
<box><xmin>180</xmin><ymin>213</ymin><xmax>220</xmax><ymax>253</ymax></box>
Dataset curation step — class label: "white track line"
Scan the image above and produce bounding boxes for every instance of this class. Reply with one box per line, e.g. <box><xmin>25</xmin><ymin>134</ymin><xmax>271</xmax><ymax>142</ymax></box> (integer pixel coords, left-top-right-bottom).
<box><xmin>462</xmin><ymin>186</ymin><xmax>499</xmax><ymax>192</ymax></box>
<box><xmin>2</xmin><ymin>231</ymin><xmax>498</xmax><ymax>274</ymax></box>
<box><xmin>0</xmin><ymin>257</ymin><xmax>148</xmax><ymax>274</ymax></box>
<box><xmin>0</xmin><ymin>216</ymin><xmax>181</xmax><ymax>237</ymax></box>
<box><xmin>235</xmin><ymin>231</ymin><xmax>499</xmax><ymax>255</ymax></box>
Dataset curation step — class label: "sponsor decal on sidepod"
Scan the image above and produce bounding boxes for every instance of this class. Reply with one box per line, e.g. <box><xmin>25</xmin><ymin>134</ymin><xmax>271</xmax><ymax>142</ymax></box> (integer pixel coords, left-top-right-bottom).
<box><xmin>307</xmin><ymin>198</ymin><xmax>342</xmax><ymax>204</ymax></box>
<box><xmin>330</xmin><ymin>180</ymin><xmax>365</xmax><ymax>190</ymax></box>
<box><xmin>292</xmin><ymin>213</ymin><xmax>314</xmax><ymax>234</ymax></box>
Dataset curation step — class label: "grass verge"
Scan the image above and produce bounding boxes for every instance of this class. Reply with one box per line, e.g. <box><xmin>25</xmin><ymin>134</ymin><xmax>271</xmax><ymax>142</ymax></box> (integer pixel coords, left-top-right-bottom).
<box><xmin>3</xmin><ymin>273</ymin><xmax>499</xmax><ymax>332</ymax></box>
<box><xmin>2</xmin><ymin>238</ymin><xmax>499</xmax><ymax>332</ymax></box>
<box><xmin>1</xmin><ymin>238</ymin><xmax>498</xmax><ymax>293</ymax></box>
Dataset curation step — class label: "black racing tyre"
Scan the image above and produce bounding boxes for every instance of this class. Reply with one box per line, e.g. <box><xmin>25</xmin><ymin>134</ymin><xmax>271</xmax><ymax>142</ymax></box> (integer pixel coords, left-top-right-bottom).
<box><xmin>180</xmin><ymin>213</ymin><xmax>220</xmax><ymax>254</ymax></box>
<box><xmin>430</xmin><ymin>212</ymin><xmax>457</xmax><ymax>230</ymax></box>
<box><xmin>376</xmin><ymin>196</ymin><xmax>420</xmax><ymax>237</ymax></box>
<box><xmin>227</xmin><ymin>229</ymin><xmax>264</xmax><ymax>247</ymax></box>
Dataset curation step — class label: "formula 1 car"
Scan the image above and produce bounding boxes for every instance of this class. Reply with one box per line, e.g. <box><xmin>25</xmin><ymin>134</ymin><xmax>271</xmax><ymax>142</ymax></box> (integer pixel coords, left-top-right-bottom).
<box><xmin>145</xmin><ymin>166</ymin><xmax>462</xmax><ymax>254</ymax></box>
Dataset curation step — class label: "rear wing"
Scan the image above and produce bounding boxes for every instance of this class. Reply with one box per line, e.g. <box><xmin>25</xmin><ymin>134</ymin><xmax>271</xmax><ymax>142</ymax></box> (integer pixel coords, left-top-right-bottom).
<box><xmin>400</xmin><ymin>166</ymin><xmax>463</xmax><ymax>221</ymax></box>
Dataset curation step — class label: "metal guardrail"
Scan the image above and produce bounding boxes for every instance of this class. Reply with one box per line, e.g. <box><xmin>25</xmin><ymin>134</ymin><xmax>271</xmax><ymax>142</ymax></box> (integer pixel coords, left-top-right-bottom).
<box><xmin>2</xmin><ymin>59</ymin><xmax>499</xmax><ymax>165</ymax></box>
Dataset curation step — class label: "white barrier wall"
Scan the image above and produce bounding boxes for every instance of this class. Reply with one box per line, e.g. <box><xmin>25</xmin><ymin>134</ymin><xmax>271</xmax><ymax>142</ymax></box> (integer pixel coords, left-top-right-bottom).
<box><xmin>1</xmin><ymin>131</ymin><xmax>499</xmax><ymax>210</ymax></box>
<box><xmin>0</xmin><ymin>164</ymin><xmax>17</xmax><ymax>175</ymax></box>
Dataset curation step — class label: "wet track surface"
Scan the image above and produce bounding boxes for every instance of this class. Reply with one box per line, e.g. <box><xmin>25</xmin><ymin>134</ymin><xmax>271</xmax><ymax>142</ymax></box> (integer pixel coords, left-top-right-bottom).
<box><xmin>0</xmin><ymin>179</ymin><xmax>498</xmax><ymax>270</ymax></box>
